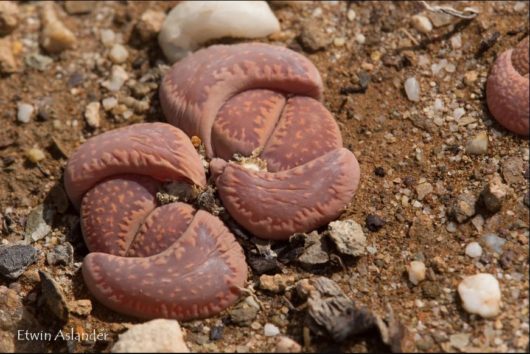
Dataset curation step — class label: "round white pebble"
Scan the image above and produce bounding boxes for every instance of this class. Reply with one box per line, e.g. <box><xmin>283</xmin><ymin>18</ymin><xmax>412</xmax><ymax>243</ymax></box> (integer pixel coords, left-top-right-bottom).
<box><xmin>404</xmin><ymin>77</ymin><xmax>420</xmax><ymax>102</ymax></box>
<box><xmin>264</xmin><ymin>323</ymin><xmax>280</xmax><ymax>337</ymax></box>
<box><xmin>17</xmin><ymin>102</ymin><xmax>34</xmax><ymax>123</ymax></box>
<box><xmin>465</xmin><ymin>242</ymin><xmax>482</xmax><ymax>258</ymax></box>
<box><xmin>411</xmin><ymin>15</ymin><xmax>433</xmax><ymax>33</ymax></box>
<box><xmin>109</xmin><ymin>44</ymin><xmax>129</xmax><ymax>64</ymax></box>
<box><xmin>407</xmin><ymin>261</ymin><xmax>426</xmax><ymax>285</ymax></box>
<box><xmin>458</xmin><ymin>273</ymin><xmax>501</xmax><ymax>318</ymax></box>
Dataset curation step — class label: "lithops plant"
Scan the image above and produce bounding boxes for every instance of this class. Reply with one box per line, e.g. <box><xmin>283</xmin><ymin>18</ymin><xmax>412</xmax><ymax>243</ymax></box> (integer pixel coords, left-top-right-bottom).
<box><xmin>160</xmin><ymin>43</ymin><xmax>361</xmax><ymax>240</ymax></box>
<box><xmin>486</xmin><ymin>36</ymin><xmax>529</xmax><ymax>136</ymax></box>
<box><xmin>64</xmin><ymin>123</ymin><xmax>247</xmax><ymax>320</ymax></box>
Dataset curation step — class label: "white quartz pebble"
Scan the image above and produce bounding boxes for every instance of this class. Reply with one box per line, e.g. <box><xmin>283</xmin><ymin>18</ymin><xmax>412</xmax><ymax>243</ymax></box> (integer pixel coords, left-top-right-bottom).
<box><xmin>404</xmin><ymin>77</ymin><xmax>420</xmax><ymax>102</ymax></box>
<box><xmin>159</xmin><ymin>1</ymin><xmax>280</xmax><ymax>63</ymax></box>
<box><xmin>465</xmin><ymin>242</ymin><xmax>482</xmax><ymax>258</ymax></box>
<box><xmin>458</xmin><ymin>274</ymin><xmax>501</xmax><ymax>318</ymax></box>
<box><xmin>407</xmin><ymin>261</ymin><xmax>426</xmax><ymax>285</ymax></box>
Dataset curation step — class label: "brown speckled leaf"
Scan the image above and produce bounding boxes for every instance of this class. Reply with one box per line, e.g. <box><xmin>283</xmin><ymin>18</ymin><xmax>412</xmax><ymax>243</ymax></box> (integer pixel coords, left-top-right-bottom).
<box><xmin>486</xmin><ymin>37</ymin><xmax>529</xmax><ymax>136</ymax></box>
<box><xmin>64</xmin><ymin>123</ymin><xmax>206</xmax><ymax>208</ymax></box>
<box><xmin>82</xmin><ymin>210</ymin><xmax>248</xmax><ymax>320</ymax></box>
<box><xmin>212</xmin><ymin>89</ymin><xmax>285</xmax><ymax>160</ymax></box>
<box><xmin>261</xmin><ymin>96</ymin><xmax>343</xmax><ymax>172</ymax></box>
<box><xmin>212</xmin><ymin>148</ymin><xmax>360</xmax><ymax>240</ymax></box>
<box><xmin>81</xmin><ymin>175</ymin><xmax>159</xmax><ymax>256</ymax></box>
<box><xmin>160</xmin><ymin>43</ymin><xmax>323</xmax><ymax>157</ymax></box>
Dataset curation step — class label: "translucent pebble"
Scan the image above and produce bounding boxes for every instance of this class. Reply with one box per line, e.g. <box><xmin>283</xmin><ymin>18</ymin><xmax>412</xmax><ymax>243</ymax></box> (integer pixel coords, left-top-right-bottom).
<box><xmin>404</xmin><ymin>77</ymin><xmax>420</xmax><ymax>102</ymax></box>
<box><xmin>465</xmin><ymin>242</ymin><xmax>482</xmax><ymax>258</ymax></box>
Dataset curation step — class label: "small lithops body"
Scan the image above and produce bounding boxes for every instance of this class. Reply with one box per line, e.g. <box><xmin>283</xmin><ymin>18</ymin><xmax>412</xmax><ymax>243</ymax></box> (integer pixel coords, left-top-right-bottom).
<box><xmin>64</xmin><ymin>123</ymin><xmax>247</xmax><ymax>320</ymax></box>
<box><xmin>486</xmin><ymin>36</ymin><xmax>529</xmax><ymax>136</ymax></box>
<box><xmin>160</xmin><ymin>43</ymin><xmax>361</xmax><ymax>240</ymax></box>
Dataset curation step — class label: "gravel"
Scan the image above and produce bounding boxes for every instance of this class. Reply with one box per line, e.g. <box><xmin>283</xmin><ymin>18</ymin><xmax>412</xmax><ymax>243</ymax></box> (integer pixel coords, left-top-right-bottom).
<box><xmin>482</xmin><ymin>233</ymin><xmax>506</xmax><ymax>254</ymax></box>
<box><xmin>407</xmin><ymin>261</ymin><xmax>426</xmax><ymax>285</ymax></box>
<box><xmin>465</xmin><ymin>131</ymin><xmax>488</xmax><ymax>155</ymax></box>
<box><xmin>17</xmin><ymin>102</ymin><xmax>34</xmax><ymax>123</ymax></box>
<box><xmin>264</xmin><ymin>323</ymin><xmax>280</xmax><ymax>337</ymax></box>
<box><xmin>458</xmin><ymin>273</ymin><xmax>501</xmax><ymax>318</ymax></box>
<box><xmin>404</xmin><ymin>77</ymin><xmax>420</xmax><ymax>102</ymax></box>
<box><xmin>328</xmin><ymin>219</ymin><xmax>366</xmax><ymax>256</ymax></box>
<box><xmin>365</xmin><ymin>214</ymin><xmax>385</xmax><ymax>231</ymax></box>
<box><xmin>111</xmin><ymin>319</ymin><xmax>189</xmax><ymax>353</ymax></box>
<box><xmin>411</xmin><ymin>15</ymin><xmax>432</xmax><ymax>33</ymax></box>
<box><xmin>0</xmin><ymin>245</ymin><xmax>38</xmax><ymax>279</ymax></box>
<box><xmin>465</xmin><ymin>242</ymin><xmax>483</xmax><ymax>258</ymax></box>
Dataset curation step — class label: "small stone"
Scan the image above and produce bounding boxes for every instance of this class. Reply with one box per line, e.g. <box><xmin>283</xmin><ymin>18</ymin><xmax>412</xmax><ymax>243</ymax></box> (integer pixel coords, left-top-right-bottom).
<box><xmin>109</xmin><ymin>44</ymin><xmax>129</xmax><ymax>64</ymax></box>
<box><xmin>102</xmin><ymin>97</ymin><xmax>118</xmax><ymax>111</ymax></box>
<box><xmin>482</xmin><ymin>233</ymin><xmax>506</xmax><ymax>254</ymax></box>
<box><xmin>449</xmin><ymin>333</ymin><xmax>470</xmax><ymax>350</ymax></box>
<box><xmin>407</xmin><ymin>261</ymin><xmax>426</xmax><ymax>285</ymax></box>
<box><xmin>298</xmin><ymin>232</ymin><xmax>330</xmax><ymax>268</ymax></box>
<box><xmin>100</xmin><ymin>29</ymin><xmax>116</xmax><ymax>47</ymax></box>
<box><xmin>450</xmin><ymin>33</ymin><xmax>462</xmax><ymax>49</ymax></box>
<box><xmin>24</xmin><ymin>204</ymin><xmax>53</xmax><ymax>242</ymax></box>
<box><xmin>136</xmin><ymin>9</ymin><xmax>166</xmax><ymax>42</ymax></box>
<box><xmin>446</xmin><ymin>221</ymin><xmax>457</xmax><ymax>233</ymax></box>
<box><xmin>416</xmin><ymin>335</ymin><xmax>434</xmax><ymax>351</ymax></box>
<box><xmin>0</xmin><ymin>245</ymin><xmax>38</xmax><ymax>279</ymax></box>
<box><xmin>458</xmin><ymin>273</ymin><xmax>501</xmax><ymax>318</ymax></box>
<box><xmin>433</xmin><ymin>98</ymin><xmax>444</xmax><ymax>111</ymax></box>
<box><xmin>465</xmin><ymin>242</ymin><xmax>482</xmax><ymax>258</ymax></box>
<box><xmin>453</xmin><ymin>107</ymin><xmax>465</xmax><ymax>120</ymax></box>
<box><xmin>111</xmin><ymin>319</ymin><xmax>189</xmax><ymax>353</ymax></box>
<box><xmin>411</xmin><ymin>14</ymin><xmax>432</xmax><ymax>33</ymax></box>
<box><xmin>415</xmin><ymin>182</ymin><xmax>433</xmax><ymax>201</ymax></box>
<box><xmin>501</xmin><ymin>156</ymin><xmax>524</xmax><ymax>186</ymax></box>
<box><xmin>259</xmin><ymin>274</ymin><xmax>296</xmax><ymax>294</ymax></box>
<box><xmin>275</xmin><ymin>336</ymin><xmax>302</xmax><ymax>353</ymax></box>
<box><xmin>26</xmin><ymin>147</ymin><xmax>45</xmax><ymax>163</ymax></box>
<box><xmin>17</xmin><ymin>102</ymin><xmax>34</xmax><ymax>123</ymax></box>
<box><xmin>264</xmin><ymin>323</ymin><xmax>280</xmax><ymax>337</ymax></box>
<box><xmin>421</xmin><ymin>280</ymin><xmax>441</xmax><ymax>299</ymax></box>
<box><xmin>366</xmin><ymin>214</ymin><xmax>385</xmax><ymax>231</ymax></box>
<box><xmin>480</xmin><ymin>174</ymin><xmax>508</xmax><ymax>213</ymax></box>
<box><xmin>40</xmin><ymin>2</ymin><xmax>76</xmax><ymax>53</ymax></box>
<box><xmin>355</xmin><ymin>33</ymin><xmax>366</xmax><ymax>44</ymax></box>
<box><xmin>210</xmin><ymin>325</ymin><xmax>224</xmax><ymax>341</ymax></box>
<box><xmin>333</xmin><ymin>37</ymin><xmax>346</xmax><ymax>47</ymax></box>
<box><xmin>40</xmin><ymin>271</ymin><xmax>69</xmax><ymax>321</ymax></box>
<box><xmin>230</xmin><ymin>296</ymin><xmax>260</xmax><ymax>326</ymax></box>
<box><xmin>347</xmin><ymin>9</ymin><xmax>356</xmax><ymax>21</ymax></box>
<box><xmin>465</xmin><ymin>131</ymin><xmax>488</xmax><ymax>155</ymax></box>
<box><xmin>84</xmin><ymin>101</ymin><xmax>101</xmax><ymax>128</ymax></box>
<box><xmin>451</xmin><ymin>193</ymin><xmax>477</xmax><ymax>223</ymax></box>
<box><xmin>0</xmin><ymin>38</ymin><xmax>17</xmax><ymax>73</ymax></box>
<box><xmin>328</xmin><ymin>219</ymin><xmax>366</xmax><ymax>256</ymax></box>
<box><xmin>64</xmin><ymin>1</ymin><xmax>95</xmax><ymax>14</ymax></box>
<box><xmin>46</xmin><ymin>243</ymin><xmax>74</xmax><ymax>266</ymax></box>
<box><xmin>404</xmin><ymin>77</ymin><xmax>420</xmax><ymax>102</ymax></box>
<box><xmin>464</xmin><ymin>70</ymin><xmax>478</xmax><ymax>86</ymax></box>
<box><xmin>102</xmin><ymin>65</ymin><xmax>129</xmax><ymax>92</ymax></box>
<box><xmin>298</xmin><ymin>21</ymin><xmax>331</xmax><ymax>52</ymax></box>
<box><xmin>374</xmin><ymin>166</ymin><xmax>385</xmax><ymax>177</ymax></box>
<box><xmin>68</xmin><ymin>299</ymin><xmax>92</xmax><ymax>316</ymax></box>
<box><xmin>0</xmin><ymin>1</ymin><xmax>19</xmax><ymax>35</ymax></box>
<box><xmin>25</xmin><ymin>53</ymin><xmax>53</xmax><ymax>71</ymax></box>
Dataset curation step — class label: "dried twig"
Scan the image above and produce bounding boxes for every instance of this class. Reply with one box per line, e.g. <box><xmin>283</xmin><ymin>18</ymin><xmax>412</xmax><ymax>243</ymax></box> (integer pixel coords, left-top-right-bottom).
<box><xmin>421</xmin><ymin>1</ymin><xmax>480</xmax><ymax>20</ymax></box>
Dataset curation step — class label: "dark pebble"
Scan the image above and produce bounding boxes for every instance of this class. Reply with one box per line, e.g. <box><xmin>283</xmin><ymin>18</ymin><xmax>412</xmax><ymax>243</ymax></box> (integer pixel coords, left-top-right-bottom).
<box><xmin>374</xmin><ymin>167</ymin><xmax>386</xmax><ymax>177</ymax></box>
<box><xmin>524</xmin><ymin>191</ymin><xmax>529</xmax><ymax>208</ymax></box>
<box><xmin>499</xmin><ymin>250</ymin><xmax>514</xmax><ymax>269</ymax></box>
<box><xmin>0</xmin><ymin>245</ymin><xmax>38</xmax><ymax>279</ymax></box>
<box><xmin>403</xmin><ymin>176</ymin><xmax>416</xmax><ymax>187</ymax></box>
<box><xmin>68</xmin><ymin>72</ymin><xmax>84</xmax><ymax>87</ymax></box>
<box><xmin>247</xmin><ymin>255</ymin><xmax>282</xmax><ymax>275</ymax></box>
<box><xmin>421</xmin><ymin>281</ymin><xmax>441</xmax><ymax>299</ymax></box>
<box><xmin>210</xmin><ymin>325</ymin><xmax>224</xmax><ymax>341</ymax></box>
<box><xmin>39</xmin><ymin>271</ymin><xmax>69</xmax><ymax>322</ymax></box>
<box><xmin>366</xmin><ymin>214</ymin><xmax>385</xmax><ymax>232</ymax></box>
